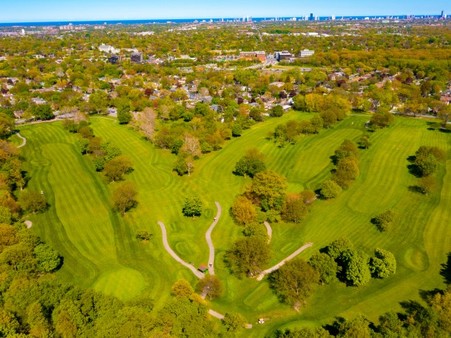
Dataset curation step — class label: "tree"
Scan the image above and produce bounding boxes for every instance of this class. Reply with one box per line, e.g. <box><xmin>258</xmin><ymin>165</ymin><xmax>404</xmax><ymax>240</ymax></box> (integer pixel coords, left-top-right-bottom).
<box><xmin>225</xmin><ymin>237</ymin><xmax>270</xmax><ymax>277</ymax></box>
<box><xmin>112</xmin><ymin>182</ymin><xmax>137</xmax><ymax>214</ymax></box>
<box><xmin>369</xmin><ymin>111</ymin><xmax>394</xmax><ymax>129</ymax></box>
<box><xmin>103</xmin><ymin>156</ymin><xmax>133</xmax><ymax>182</ymax></box>
<box><xmin>370</xmin><ymin>248</ymin><xmax>396</xmax><ymax>279</ymax></box>
<box><xmin>269</xmin><ymin>259</ymin><xmax>319</xmax><ymax>307</ymax></box>
<box><xmin>414</xmin><ymin>153</ymin><xmax>438</xmax><ymax>177</ymax></box>
<box><xmin>180</xmin><ymin>134</ymin><xmax>201</xmax><ymax>159</ymax></box>
<box><xmin>342</xmin><ymin>249</ymin><xmax>371</xmax><ymax>286</ymax></box>
<box><xmin>333</xmin><ymin>156</ymin><xmax>360</xmax><ymax>189</ymax></box>
<box><xmin>231</xmin><ymin>196</ymin><xmax>257</xmax><ymax>225</ymax></box>
<box><xmin>0</xmin><ymin>113</ymin><xmax>15</xmax><ymax>139</ymax></box>
<box><xmin>334</xmin><ymin>139</ymin><xmax>359</xmax><ymax>163</ymax></box>
<box><xmin>417</xmin><ymin>175</ymin><xmax>436</xmax><ymax>195</ymax></box>
<box><xmin>117</xmin><ymin>110</ymin><xmax>132</xmax><ymax>124</ymax></box>
<box><xmin>182</xmin><ymin>195</ymin><xmax>202</xmax><ymax>217</ymax></box>
<box><xmin>309</xmin><ymin>252</ymin><xmax>338</xmax><ymax>284</ymax></box>
<box><xmin>358</xmin><ymin>135</ymin><xmax>371</xmax><ymax>149</ymax></box>
<box><xmin>88</xmin><ymin>90</ymin><xmax>108</xmax><ymax>114</ymax></box>
<box><xmin>320</xmin><ymin>180</ymin><xmax>342</xmax><ymax>199</ymax></box>
<box><xmin>234</xmin><ymin>148</ymin><xmax>266</xmax><ymax>178</ymax></box>
<box><xmin>134</xmin><ymin>107</ymin><xmax>156</xmax><ymax>140</ymax></box>
<box><xmin>222</xmin><ymin>313</ymin><xmax>246</xmax><ymax>333</ymax></box>
<box><xmin>250</xmin><ymin>170</ymin><xmax>287</xmax><ymax>211</ymax></box>
<box><xmin>32</xmin><ymin>104</ymin><xmax>54</xmax><ymax>120</ymax></box>
<box><xmin>196</xmin><ymin>275</ymin><xmax>223</xmax><ymax>300</ymax></box>
<box><xmin>281</xmin><ymin>194</ymin><xmax>308</xmax><ymax>223</ymax></box>
<box><xmin>171</xmin><ymin>279</ymin><xmax>194</xmax><ymax>299</ymax></box>
<box><xmin>372</xmin><ymin>210</ymin><xmax>395</xmax><ymax>232</ymax></box>
<box><xmin>19</xmin><ymin>190</ymin><xmax>47</xmax><ymax>213</ymax></box>
<box><xmin>33</xmin><ymin>243</ymin><xmax>62</xmax><ymax>272</ymax></box>
<box><xmin>270</xmin><ymin>105</ymin><xmax>284</xmax><ymax>117</ymax></box>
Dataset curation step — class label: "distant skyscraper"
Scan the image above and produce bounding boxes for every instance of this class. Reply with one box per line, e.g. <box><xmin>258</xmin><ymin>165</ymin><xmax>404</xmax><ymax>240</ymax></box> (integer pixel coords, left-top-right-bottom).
<box><xmin>309</xmin><ymin>13</ymin><xmax>314</xmax><ymax>21</ymax></box>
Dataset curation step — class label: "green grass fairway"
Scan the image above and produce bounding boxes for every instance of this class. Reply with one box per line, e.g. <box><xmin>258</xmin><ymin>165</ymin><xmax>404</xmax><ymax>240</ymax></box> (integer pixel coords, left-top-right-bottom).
<box><xmin>19</xmin><ymin>113</ymin><xmax>451</xmax><ymax>336</ymax></box>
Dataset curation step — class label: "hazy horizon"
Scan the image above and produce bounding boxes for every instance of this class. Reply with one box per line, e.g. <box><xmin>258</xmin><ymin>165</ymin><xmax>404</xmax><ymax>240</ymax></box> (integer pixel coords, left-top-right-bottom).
<box><xmin>1</xmin><ymin>0</ymin><xmax>449</xmax><ymax>23</ymax></box>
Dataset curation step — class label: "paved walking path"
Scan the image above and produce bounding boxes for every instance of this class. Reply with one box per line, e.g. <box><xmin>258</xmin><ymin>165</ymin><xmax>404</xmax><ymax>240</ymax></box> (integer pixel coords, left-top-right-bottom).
<box><xmin>205</xmin><ymin>202</ymin><xmax>221</xmax><ymax>275</ymax></box>
<box><xmin>263</xmin><ymin>221</ymin><xmax>272</xmax><ymax>243</ymax></box>
<box><xmin>16</xmin><ymin>133</ymin><xmax>27</xmax><ymax>148</ymax></box>
<box><xmin>256</xmin><ymin>242</ymin><xmax>313</xmax><ymax>281</ymax></box>
<box><xmin>157</xmin><ymin>221</ymin><xmax>205</xmax><ymax>279</ymax></box>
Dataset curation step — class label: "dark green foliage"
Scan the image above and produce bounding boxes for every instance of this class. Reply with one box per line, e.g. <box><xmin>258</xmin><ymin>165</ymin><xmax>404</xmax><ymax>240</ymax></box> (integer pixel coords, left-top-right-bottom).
<box><xmin>182</xmin><ymin>195</ymin><xmax>202</xmax><ymax>217</ymax></box>
<box><xmin>341</xmin><ymin>249</ymin><xmax>371</xmax><ymax>286</ymax></box>
<box><xmin>270</xmin><ymin>105</ymin><xmax>284</xmax><ymax>117</ymax></box>
<box><xmin>32</xmin><ymin>104</ymin><xmax>54</xmax><ymax>120</ymax></box>
<box><xmin>370</xmin><ymin>248</ymin><xmax>396</xmax><ymax>278</ymax></box>
<box><xmin>117</xmin><ymin>110</ymin><xmax>132</xmax><ymax>124</ymax></box>
<box><xmin>234</xmin><ymin>148</ymin><xmax>266</xmax><ymax>178</ymax></box>
<box><xmin>269</xmin><ymin>259</ymin><xmax>319</xmax><ymax>306</ymax></box>
<box><xmin>19</xmin><ymin>190</ymin><xmax>47</xmax><ymax>213</ymax></box>
<box><xmin>309</xmin><ymin>253</ymin><xmax>338</xmax><ymax>284</ymax></box>
<box><xmin>33</xmin><ymin>243</ymin><xmax>62</xmax><ymax>272</ymax></box>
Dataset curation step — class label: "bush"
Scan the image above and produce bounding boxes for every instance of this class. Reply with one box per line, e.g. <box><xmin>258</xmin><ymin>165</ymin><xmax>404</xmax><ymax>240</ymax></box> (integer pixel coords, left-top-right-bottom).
<box><xmin>19</xmin><ymin>190</ymin><xmax>47</xmax><ymax>213</ymax></box>
<box><xmin>372</xmin><ymin>210</ymin><xmax>394</xmax><ymax>232</ymax></box>
<box><xmin>34</xmin><ymin>243</ymin><xmax>62</xmax><ymax>272</ymax></box>
<box><xmin>320</xmin><ymin>180</ymin><xmax>342</xmax><ymax>199</ymax></box>
<box><xmin>182</xmin><ymin>195</ymin><xmax>202</xmax><ymax>217</ymax></box>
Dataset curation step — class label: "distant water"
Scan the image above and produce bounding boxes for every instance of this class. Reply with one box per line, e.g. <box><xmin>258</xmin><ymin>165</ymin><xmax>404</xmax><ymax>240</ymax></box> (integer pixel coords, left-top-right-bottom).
<box><xmin>0</xmin><ymin>15</ymin><xmax>444</xmax><ymax>27</ymax></box>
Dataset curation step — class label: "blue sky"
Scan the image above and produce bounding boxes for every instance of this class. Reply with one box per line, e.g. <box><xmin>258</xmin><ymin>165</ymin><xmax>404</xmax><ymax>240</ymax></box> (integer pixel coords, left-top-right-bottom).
<box><xmin>0</xmin><ymin>0</ymin><xmax>449</xmax><ymax>22</ymax></box>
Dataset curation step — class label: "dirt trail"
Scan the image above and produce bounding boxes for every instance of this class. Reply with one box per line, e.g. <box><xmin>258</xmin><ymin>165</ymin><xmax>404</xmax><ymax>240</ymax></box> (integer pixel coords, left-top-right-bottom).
<box><xmin>256</xmin><ymin>242</ymin><xmax>313</xmax><ymax>281</ymax></box>
<box><xmin>205</xmin><ymin>202</ymin><xmax>221</xmax><ymax>275</ymax></box>
<box><xmin>263</xmin><ymin>221</ymin><xmax>272</xmax><ymax>243</ymax></box>
<box><xmin>157</xmin><ymin>221</ymin><xmax>205</xmax><ymax>279</ymax></box>
<box><xmin>17</xmin><ymin>133</ymin><xmax>27</xmax><ymax>148</ymax></box>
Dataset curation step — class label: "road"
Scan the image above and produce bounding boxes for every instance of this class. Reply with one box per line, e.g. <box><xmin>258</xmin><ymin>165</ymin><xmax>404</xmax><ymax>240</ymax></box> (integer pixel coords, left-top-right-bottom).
<box><xmin>205</xmin><ymin>202</ymin><xmax>221</xmax><ymax>275</ymax></box>
<box><xmin>256</xmin><ymin>242</ymin><xmax>313</xmax><ymax>281</ymax></box>
<box><xmin>157</xmin><ymin>221</ymin><xmax>205</xmax><ymax>279</ymax></box>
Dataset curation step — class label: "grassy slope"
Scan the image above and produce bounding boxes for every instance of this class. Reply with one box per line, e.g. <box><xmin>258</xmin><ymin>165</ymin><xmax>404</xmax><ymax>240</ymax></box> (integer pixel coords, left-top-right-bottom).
<box><xmin>20</xmin><ymin>113</ymin><xmax>451</xmax><ymax>336</ymax></box>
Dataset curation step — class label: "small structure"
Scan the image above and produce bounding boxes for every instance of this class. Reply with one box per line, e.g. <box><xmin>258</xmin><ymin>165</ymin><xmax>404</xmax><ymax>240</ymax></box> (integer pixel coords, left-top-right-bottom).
<box><xmin>198</xmin><ymin>264</ymin><xmax>208</xmax><ymax>273</ymax></box>
<box><xmin>300</xmin><ymin>49</ymin><xmax>315</xmax><ymax>58</ymax></box>
<box><xmin>239</xmin><ymin>51</ymin><xmax>266</xmax><ymax>63</ymax></box>
<box><xmin>131</xmin><ymin>52</ymin><xmax>143</xmax><ymax>63</ymax></box>
<box><xmin>274</xmin><ymin>51</ymin><xmax>292</xmax><ymax>62</ymax></box>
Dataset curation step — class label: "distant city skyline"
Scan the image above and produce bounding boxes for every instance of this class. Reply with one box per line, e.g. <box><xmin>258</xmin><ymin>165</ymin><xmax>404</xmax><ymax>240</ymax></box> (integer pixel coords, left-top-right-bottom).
<box><xmin>1</xmin><ymin>0</ymin><xmax>449</xmax><ymax>23</ymax></box>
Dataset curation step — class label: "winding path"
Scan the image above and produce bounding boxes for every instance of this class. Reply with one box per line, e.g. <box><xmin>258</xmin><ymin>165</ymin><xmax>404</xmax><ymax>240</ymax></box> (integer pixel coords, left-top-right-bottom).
<box><xmin>205</xmin><ymin>202</ymin><xmax>221</xmax><ymax>275</ymax></box>
<box><xmin>157</xmin><ymin>221</ymin><xmax>205</xmax><ymax>279</ymax></box>
<box><xmin>16</xmin><ymin>132</ymin><xmax>27</xmax><ymax>148</ymax></box>
<box><xmin>263</xmin><ymin>221</ymin><xmax>272</xmax><ymax>243</ymax></box>
<box><xmin>256</xmin><ymin>242</ymin><xmax>314</xmax><ymax>281</ymax></box>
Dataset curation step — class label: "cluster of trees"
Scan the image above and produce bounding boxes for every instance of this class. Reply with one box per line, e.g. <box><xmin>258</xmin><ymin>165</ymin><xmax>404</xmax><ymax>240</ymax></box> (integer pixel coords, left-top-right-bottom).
<box><xmin>409</xmin><ymin>145</ymin><xmax>446</xmax><ymax>194</ymax></box>
<box><xmin>320</xmin><ymin>139</ymin><xmax>360</xmax><ymax>199</ymax></box>
<box><xmin>372</xmin><ymin>209</ymin><xmax>395</xmax><ymax>232</ymax></box>
<box><xmin>63</xmin><ymin>118</ymin><xmax>137</xmax><ymax>214</ymax></box>
<box><xmin>272</xmin><ymin>115</ymin><xmax>323</xmax><ymax>145</ymax></box>
<box><xmin>310</xmin><ymin>238</ymin><xmax>396</xmax><ymax>287</ymax></box>
<box><xmin>227</xmin><ymin>167</ymin><xmax>316</xmax><ymax>277</ymax></box>
<box><xmin>275</xmin><ymin>262</ymin><xmax>450</xmax><ymax>337</ymax></box>
<box><xmin>0</xmin><ymin>225</ymin><xmax>232</xmax><ymax>337</ymax></box>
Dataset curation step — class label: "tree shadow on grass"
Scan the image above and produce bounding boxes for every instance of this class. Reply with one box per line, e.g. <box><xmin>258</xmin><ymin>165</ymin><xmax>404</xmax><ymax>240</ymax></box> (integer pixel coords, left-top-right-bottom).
<box><xmin>440</xmin><ymin>252</ymin><xmax>451</xmax><ymax>284</ymax></box>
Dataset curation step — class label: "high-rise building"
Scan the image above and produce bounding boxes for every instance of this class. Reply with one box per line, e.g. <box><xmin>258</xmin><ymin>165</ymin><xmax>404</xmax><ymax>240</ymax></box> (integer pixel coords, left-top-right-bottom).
<box><xmin>309</xmin><ymin>13</ymin><xmax>314</xmax><ymax>21</ymax></box>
